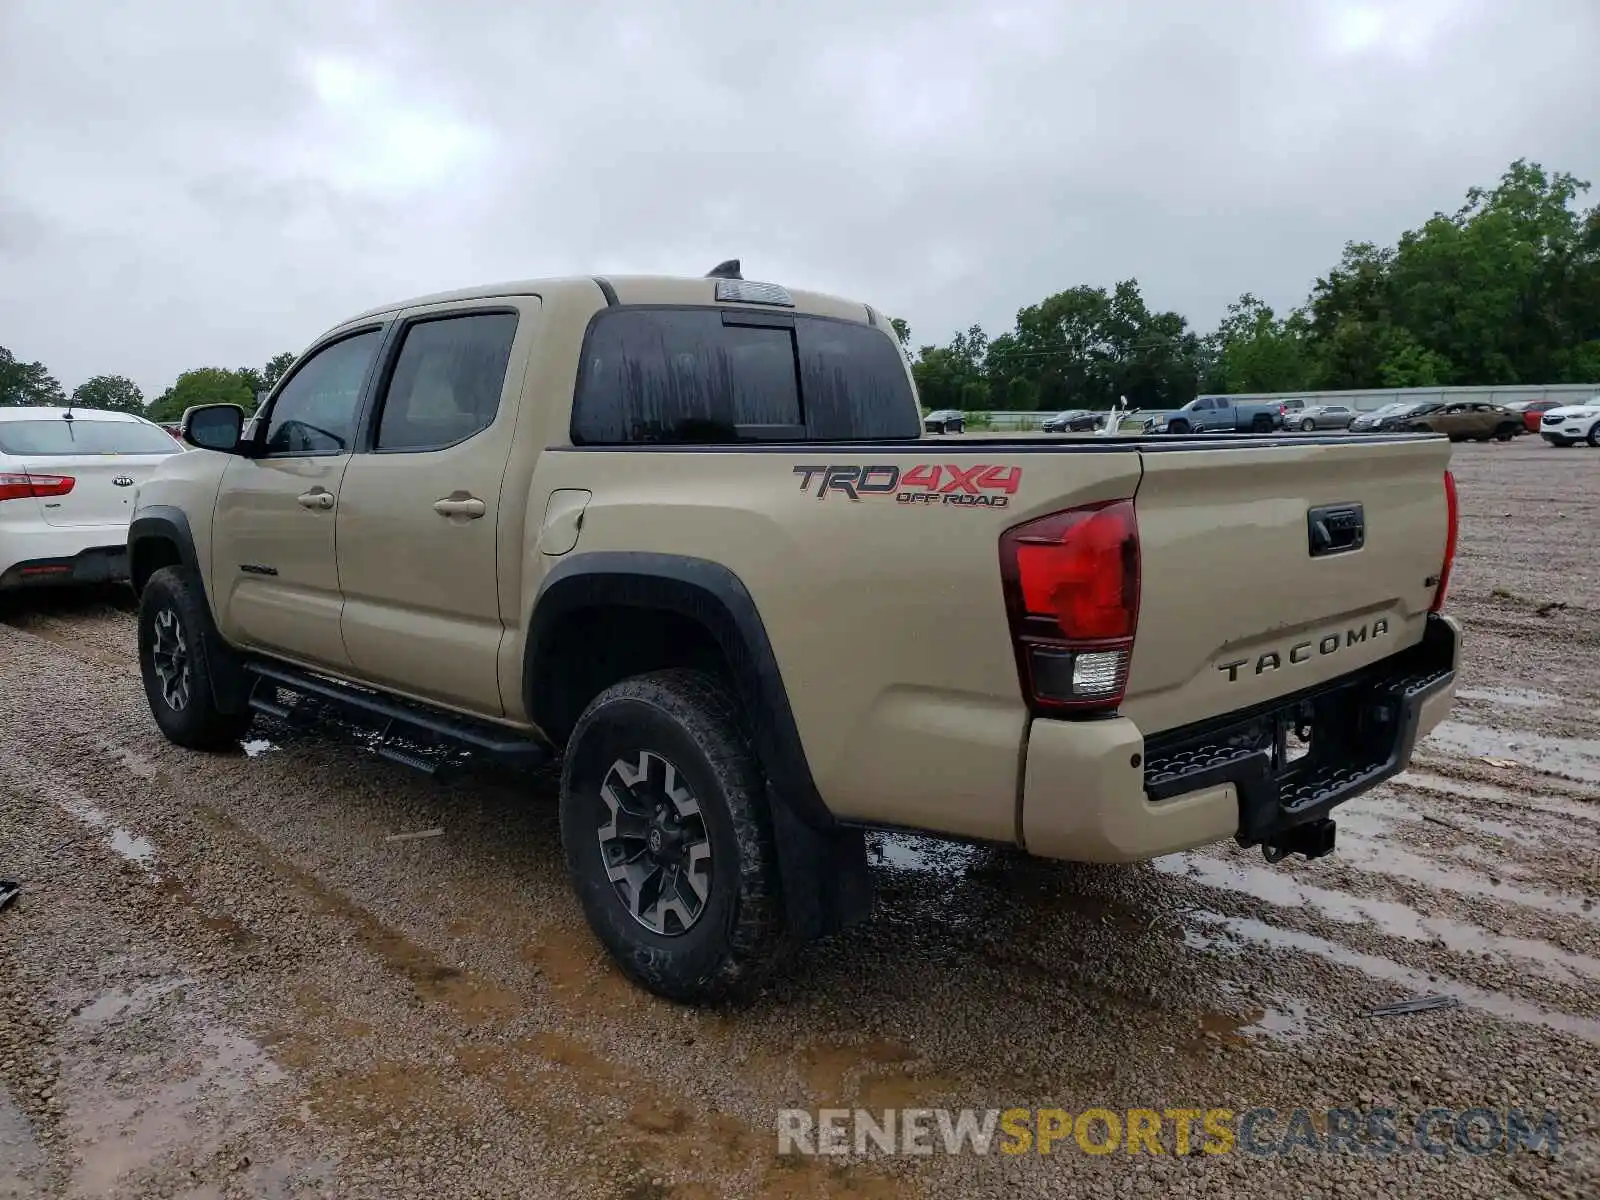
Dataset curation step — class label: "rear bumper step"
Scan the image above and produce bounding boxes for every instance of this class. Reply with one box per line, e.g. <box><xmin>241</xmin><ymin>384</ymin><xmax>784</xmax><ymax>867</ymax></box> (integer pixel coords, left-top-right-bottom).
<box><xmin>242</xmin><ymin>659</ymin><xmax>552</xmax><ymax>772</ymax></box>
<box><xmin>1142</xmin><ymin>614</ymin><xmax>1458</xmax><ymax>854</ymax></box>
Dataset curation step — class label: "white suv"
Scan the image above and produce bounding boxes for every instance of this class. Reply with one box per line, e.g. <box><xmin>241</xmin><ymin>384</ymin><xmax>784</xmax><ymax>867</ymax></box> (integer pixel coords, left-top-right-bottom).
<box><xmin>1538</xmin><ymin>398</ymin><xmax>1600</xmax><ymax>448</ymax></box>
<box><xmin>0</xmin><ymin>406</ymin><xmax>183</xmax><ymax>591</ymax></box>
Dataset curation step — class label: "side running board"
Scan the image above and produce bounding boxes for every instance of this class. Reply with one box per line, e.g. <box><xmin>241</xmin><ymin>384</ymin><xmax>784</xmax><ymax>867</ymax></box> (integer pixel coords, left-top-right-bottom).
<box><xmin>242</xmin><ymin>659</ymin><xmax>552</xmax><ymax>775</ymax></box>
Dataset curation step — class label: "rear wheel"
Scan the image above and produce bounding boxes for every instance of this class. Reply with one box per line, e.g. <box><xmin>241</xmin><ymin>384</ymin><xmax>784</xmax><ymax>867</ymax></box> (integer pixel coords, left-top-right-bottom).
<box><xmin>559</xmin><ymin>670</ymin><xmax>784</xmax><ymax>1004</ymax></box>
<box><xmin>1251</xmin><ymin>414</ymin><xmax>1274</xmax><ymax>433</ymax></box>
<box><xmin>138</xmin><ymin>566</ymin><xmax>253</xmax><ymax>750</ymax></box>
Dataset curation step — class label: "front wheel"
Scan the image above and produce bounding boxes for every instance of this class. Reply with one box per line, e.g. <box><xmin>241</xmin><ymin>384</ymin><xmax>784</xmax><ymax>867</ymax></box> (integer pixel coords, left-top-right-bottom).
<box><xmin>559</xmin><ymin>670</ymin><xmax>785</xmax><ymax>1004</ymax></box>
<box><xmin>138</xmin><ymin>566</ymin><xmax>253</xmax><ymax>750</ymax></box>
<box><xmin>949</xmin><ymin>420</ymin><xmax>965</xmax><ymax>434</ymax></box>
<box><xmin>1299</xmin><ymin>418</ymin><xmax>1315</xmax><ymax>431</ymax></box>
<box><xmin>1587</xmin><ymin>422</ymin><xmax>1600</xmax><ymax>448</ymax></box>
<box><xmin>1166</xmin><ymin>419</ymin><xmax>1190</xmax><ymax>435</ymax></box>
<box><xmin>1494</xmin><ymin>423</ymin><xmax>1518</xmax><ymax>441</ymax></box>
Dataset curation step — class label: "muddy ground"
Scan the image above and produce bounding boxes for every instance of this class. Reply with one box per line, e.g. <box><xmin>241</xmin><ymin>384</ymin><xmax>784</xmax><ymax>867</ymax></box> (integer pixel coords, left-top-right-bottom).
<box><xmin>1</xmin><ymin>439</ymin><xmax>1597</xmax><ymax>1199</ymax></box>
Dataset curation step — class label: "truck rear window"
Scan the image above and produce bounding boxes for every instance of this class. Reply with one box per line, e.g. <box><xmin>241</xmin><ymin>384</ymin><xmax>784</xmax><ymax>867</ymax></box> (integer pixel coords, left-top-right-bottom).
<box><xmin>0</xmin><ymin>420</ymin><xmax>181</xmax><ymax>456</ymax></box>
<box><xmin>571</xmin><ymin>308</ymin><xmax>919</xmax><ymax>444</ymax></box>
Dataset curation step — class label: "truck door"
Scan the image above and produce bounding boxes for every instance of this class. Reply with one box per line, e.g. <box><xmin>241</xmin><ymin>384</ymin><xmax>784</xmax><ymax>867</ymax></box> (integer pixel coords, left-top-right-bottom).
<box><xmin>333</xmin><ymin>299</ymin><xmax>538</xmax><ymax>717</ymax></box>
<box><xmin>211</xmin><ymin>327</ymin><xmax>384</xmax><ymax>668</ymax></box>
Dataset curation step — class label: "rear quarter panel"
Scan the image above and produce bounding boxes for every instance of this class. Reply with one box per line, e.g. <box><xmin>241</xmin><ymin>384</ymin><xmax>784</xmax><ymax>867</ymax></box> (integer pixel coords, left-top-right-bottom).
<box><xmin>525</xmin><ymin>447</ymin><xmax>1142</xmax><ymax>841</ymax></box>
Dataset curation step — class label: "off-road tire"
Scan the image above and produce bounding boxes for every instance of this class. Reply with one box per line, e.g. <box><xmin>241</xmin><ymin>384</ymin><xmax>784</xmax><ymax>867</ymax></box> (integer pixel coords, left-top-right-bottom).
<box><xmin>138</xmin><ymin>565</ymin><xmax>253</xmax><ymax>750</ymax></box>
<box><xmin>559</xmin><ymin>669</ymin><xmax>784</xmax><ymax>1004</ymax></box>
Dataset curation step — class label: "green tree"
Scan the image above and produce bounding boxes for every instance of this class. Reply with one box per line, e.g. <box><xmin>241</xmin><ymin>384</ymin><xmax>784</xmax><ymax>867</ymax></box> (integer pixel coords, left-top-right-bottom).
<box><xmin>1205</xmin><ymin>295</ymin><xmax>1318</xmax><ymax>393</ymax></box>
<box><xmin>147</xmin><ymin>367</ymin><xmax>255</xmax><ymax>423</ymax></box>
<box><xmin>263</xmin><ymin>351</ymin><xmax>296</xmax><ymax>390</ymax></box>
<box><xmin>70</xmin><ymin>374</ymin><xmax>145</xmax><ymax>415</ymax></box>
<box><xmin>0</xmin><ymin>345</ymin><xmax>66</xmax><ymax>407</ymax></box>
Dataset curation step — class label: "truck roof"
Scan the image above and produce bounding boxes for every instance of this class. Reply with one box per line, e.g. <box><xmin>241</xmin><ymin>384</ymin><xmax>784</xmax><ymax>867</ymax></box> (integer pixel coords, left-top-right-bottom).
<box><xmin>337</xmin><ymin>273</ymin><xmax>882</xmax><ymax>330</ymax></box>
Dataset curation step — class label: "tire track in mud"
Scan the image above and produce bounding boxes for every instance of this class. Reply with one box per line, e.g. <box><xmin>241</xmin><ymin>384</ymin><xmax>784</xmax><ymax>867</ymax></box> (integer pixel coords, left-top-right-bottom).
<box><xmin>0</xmin><ymin>622</ymin><xmax>919</xmax><ymax>1199</ymax></box>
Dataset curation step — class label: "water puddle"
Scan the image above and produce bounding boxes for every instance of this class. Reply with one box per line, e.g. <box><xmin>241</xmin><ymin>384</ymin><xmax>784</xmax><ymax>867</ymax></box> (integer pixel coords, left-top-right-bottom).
<box><xmin>1422</xmin><ymin>721</ymin><xmax>1600</xmax><ymax>784</ymax></box>
<box><xmin>1156</xmin><ymin>852</ymin><xmax>1600</xmax><ymax>982</ymax></box>
<box><xmin>1187</xmin><ymin>912</ymin><xmax>1600</xmax><ymax>1046</ymax></box>
<box><xmin>56</xmin><ymin>798</ymin><xmax>156</xmax><ymax>868</ymax></box>
<box><xmin>1205</xmin><ymin>984</ymin><xmax>1317</xmax><ymax>1045</ymax></box>
<box><xmin>65</xmin><ymin>1025</ymin><xmax>284</xmax><ymax>1197</ymax></box>
<box><xmin>1332</xmin><ymin>839</ymin><xmax>1599</xmax><ymax>923</ymax></box>
<box><xmin>1396</xmin><ymin>769</ymin><xmax>1600</xmax><ymax>823</ymax></box>
<box><xmin>73</xmin><ymin>978</ymin><xmax>190</xmax><ymax>1027</ymax></box>
<box><xmin>1456</xmin><ymin>687</ymin><xmax>1559</xmax><ymax>710</ymax></box>
<box><xmin>869</xmin><ymin>833</ymin><xmax>985</xmax><ymax>877</ymax></box>
<box><xmin>0</xmin><ymin>1086</ymin><xmax>45</xmax><ymax>1187</ymax></box>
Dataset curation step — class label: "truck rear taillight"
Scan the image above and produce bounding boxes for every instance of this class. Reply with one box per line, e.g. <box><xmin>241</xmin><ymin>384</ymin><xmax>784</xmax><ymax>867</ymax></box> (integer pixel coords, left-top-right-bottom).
<box><xmin>0</xmin><ymin>472</ymin><xmax>75</xmax><ymax>503</ymax></box>
<box><xmin>1431</xmin><ymin>469</ymin><xmax>1458</xmax><ymax>613</ymax></box>
<box><xmin>999</xmin><ymin>499</ymin><xmax>1141</xmax><ymax>713</ymax></box>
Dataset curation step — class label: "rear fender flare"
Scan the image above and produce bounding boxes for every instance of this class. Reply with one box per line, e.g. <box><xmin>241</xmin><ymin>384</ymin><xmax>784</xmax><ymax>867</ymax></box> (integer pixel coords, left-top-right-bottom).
<box><xmin>525</xmin><ymin>552</ymin><xmax>832</xmax><ymax>830</ymax></box>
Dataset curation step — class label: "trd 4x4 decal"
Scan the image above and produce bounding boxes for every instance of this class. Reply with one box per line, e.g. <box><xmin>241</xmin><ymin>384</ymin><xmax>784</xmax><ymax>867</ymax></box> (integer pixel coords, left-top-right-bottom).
<box><xmin>792</xmin><ymin>464</ymin><xmax>1020</xmax><ymax>507</ymax></box>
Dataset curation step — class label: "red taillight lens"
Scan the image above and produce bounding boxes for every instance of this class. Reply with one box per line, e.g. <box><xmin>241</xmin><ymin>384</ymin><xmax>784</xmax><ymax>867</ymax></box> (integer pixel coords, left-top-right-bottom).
<box><xmin>1431</xmin><ymin>469</ymin><xmax>1458</xmax><ymax>613</ymax></box>
<box><xmin>1000</xmin><ymin>499</ymin><xmax>1141</xmax><ymax>713</ymax></box>
<box><xmin>0</xmin><ymin>472</ymin><xmax>75</xmax><ymax>503</ymax></box>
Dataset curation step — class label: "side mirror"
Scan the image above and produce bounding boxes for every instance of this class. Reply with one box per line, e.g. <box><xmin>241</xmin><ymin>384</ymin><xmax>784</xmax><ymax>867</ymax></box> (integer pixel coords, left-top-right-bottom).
<box><xmin>181</xmin><ymin>404</ymin><xmax>246</xmax><ymax>453</ymax></box>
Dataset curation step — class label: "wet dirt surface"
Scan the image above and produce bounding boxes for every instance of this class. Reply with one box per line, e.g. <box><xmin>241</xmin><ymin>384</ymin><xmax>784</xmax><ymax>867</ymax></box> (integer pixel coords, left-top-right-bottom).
<box><xmin>1</xmin><ymin>440</ymin><xmax>1597</xmax><ymax>1198</ymax></box>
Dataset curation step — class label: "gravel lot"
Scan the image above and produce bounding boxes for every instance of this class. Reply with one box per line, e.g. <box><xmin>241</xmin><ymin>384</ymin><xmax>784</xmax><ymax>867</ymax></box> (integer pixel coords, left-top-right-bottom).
<box><xmin>1</xmin><ymin>439</ymin><xmax>1596</xmax><ymax>1199</ymax></box>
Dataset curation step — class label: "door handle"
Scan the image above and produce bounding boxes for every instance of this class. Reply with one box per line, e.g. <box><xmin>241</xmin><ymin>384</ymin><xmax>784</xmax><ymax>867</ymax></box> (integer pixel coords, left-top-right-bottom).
<box><xmin>297</xmin><ymin>489</ymin><xmax>335</xmax><ymax>511</ymax></box>
<box><xmin>433</xmin><ymin>495</ymin><xmax>486</xmax><ymax>519</ymax></box>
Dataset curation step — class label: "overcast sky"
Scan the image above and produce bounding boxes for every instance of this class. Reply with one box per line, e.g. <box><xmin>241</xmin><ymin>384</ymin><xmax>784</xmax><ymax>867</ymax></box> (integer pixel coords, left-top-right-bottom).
<box><xmin>2</xmin><ymin>0</ymin><xmax>1597</xmax><ymax>399</ymax></box>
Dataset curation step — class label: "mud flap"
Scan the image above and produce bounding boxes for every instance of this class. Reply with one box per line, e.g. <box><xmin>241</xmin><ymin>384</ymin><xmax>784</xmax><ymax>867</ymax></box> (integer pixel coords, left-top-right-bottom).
<box><xmin>766</xmin><ymin>785</ymin><xmax>873</xmax><ymax>942</ymax></box>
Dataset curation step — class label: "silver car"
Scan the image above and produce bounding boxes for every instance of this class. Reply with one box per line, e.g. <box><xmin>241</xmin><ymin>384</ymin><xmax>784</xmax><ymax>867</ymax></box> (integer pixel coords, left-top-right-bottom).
<box><xmin>1293</xmin><ymin>404</ymin><xmax>1355</xmax><ymax>431</ymax></box>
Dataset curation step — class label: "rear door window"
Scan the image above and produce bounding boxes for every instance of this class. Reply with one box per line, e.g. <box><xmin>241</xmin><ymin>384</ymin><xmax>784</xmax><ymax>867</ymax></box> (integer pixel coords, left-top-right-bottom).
<box><xmin>0</xmin><ymin>420</ymin><xmax>180</xmax><ymax>456</ymax></box>
<box><xmin>375</xmin><ymin>312</ymin><xmax>519</xmax><ymax>452</ymax></box>
<box><xmin>572</xmin><ymin>308</ymin><xmax>918</xmax><ymax>444</ymax></box>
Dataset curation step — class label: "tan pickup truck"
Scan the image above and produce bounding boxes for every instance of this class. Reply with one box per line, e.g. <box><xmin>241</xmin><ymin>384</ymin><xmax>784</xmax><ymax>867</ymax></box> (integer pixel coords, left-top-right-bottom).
<box><xmin>128</xmin><ymin>263</ymin><xmax>1461</xmax><ymax>1002</ymax></box>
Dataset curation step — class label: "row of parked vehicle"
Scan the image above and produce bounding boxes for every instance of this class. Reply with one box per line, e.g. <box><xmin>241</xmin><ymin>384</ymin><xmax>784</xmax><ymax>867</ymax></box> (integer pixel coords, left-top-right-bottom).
<box><xmin>922</xmin><ymin>395</ymin><xmax>1600</xmax><ymax>445</ymax></box>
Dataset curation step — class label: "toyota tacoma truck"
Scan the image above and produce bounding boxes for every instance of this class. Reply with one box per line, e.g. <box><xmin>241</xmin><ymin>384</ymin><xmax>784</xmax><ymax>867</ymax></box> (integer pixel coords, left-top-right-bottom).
<box><xmin>127</xmin><ymin>263</ymin><xmax>1461</xmax><ymax>1003</ymax></box>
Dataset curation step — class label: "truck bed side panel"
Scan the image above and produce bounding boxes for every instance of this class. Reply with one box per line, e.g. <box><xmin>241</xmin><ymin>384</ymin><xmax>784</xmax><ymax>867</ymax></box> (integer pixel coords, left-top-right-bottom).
<box><xmin>526</xmin><ymin>447</ymin><xmax>1142</xmax><ymax>841</ymax></box>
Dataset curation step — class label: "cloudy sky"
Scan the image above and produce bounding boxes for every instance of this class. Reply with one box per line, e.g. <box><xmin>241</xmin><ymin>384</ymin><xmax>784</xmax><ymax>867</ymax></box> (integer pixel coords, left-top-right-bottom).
<box><xmin>2</xmin><ymin>0</ymin><xmax>1597</xmax><ymax>399</ymax></box>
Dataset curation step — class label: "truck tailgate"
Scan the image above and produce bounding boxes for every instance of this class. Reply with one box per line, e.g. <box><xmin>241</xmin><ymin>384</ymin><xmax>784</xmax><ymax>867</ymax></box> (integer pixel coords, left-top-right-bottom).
<box><xmin>1122</xmin><ymin>436</ymin><xmax>1453</xmax><ymax>735</ymax></box>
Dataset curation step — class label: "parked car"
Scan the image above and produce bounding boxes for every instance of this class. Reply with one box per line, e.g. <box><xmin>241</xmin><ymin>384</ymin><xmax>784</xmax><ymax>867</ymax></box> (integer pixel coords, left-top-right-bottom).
<box><xmin>1538</xmin><ymin>398</ymin><xmax>1600</xmax><ymax>447</ymax></box>
<box><xmin>1349</xmin><ymin>403</ymin><xmax>1420</xmax><ymax>432</ymax></box>
<box><xmin>1162</xmin><ymin>396</ymin><xmax>1282</xmax><ymax>434</ymax></box>
<box><xmin>1040</xmin><ymin>409</ymin><xmax>1102</xmax><ymax>433</ymax></box>
<box><xmin>1293</xmin><ymin>404</ymin><xmax>1355</xmax><ymax>431</ymax></box>
<box><xmin>0</xmin><ymin>406</ymin><xmax>184</xmax><ymax>591</ymax></box>
<box><xmin>127</xmin><ymin>266</ymin><xmax>1459</xmax><ymax>1003</ymax></box>
<box><xmin>923</xmin><ymin>409</ymin><xmax>965</xmax><ymax>434</ymax></box>
<box><xmin>1396</xmin><ymin>402</ymin><xmax>1523</xmax><ymax>442</ymax></box>
<box><xmin>1504</xmin><ymin>398</ymin><xmax>1564</xmax><ymax>435</ymax></box>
